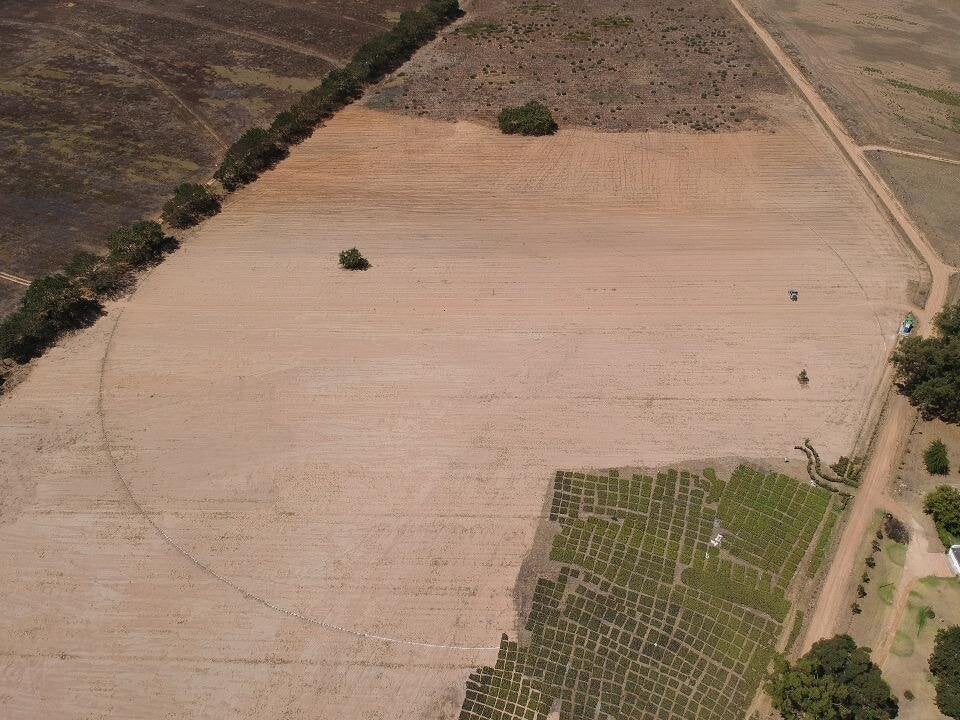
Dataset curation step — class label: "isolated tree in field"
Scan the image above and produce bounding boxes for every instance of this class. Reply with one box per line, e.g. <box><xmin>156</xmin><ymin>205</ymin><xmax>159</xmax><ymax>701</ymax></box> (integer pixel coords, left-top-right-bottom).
<box><xmin>339</xmin><ymin>247</ymin><xmax>369</xmax><ymax>271</ymax></box>
<box><xmin>766</xmin><ymin>634</ymin><xmax>898</xmax><ymax>720</ymax></box>
<box><xmin>162</xmin><ymin>183</ymin><xmax>221</xmax><ymax>228</ymax></box>
<box><xmin>497</xmin><ymin>101</ymin><xmax>558</xmax><ymax>136</ymax></box>
<box><xmin>798</xmin><ymin>369</ymin><xmax>809</xmax><ymax>386</ymax></box>
<box><xmin>924</xmin><ymin>485</ymin><xmax>960</xmax><ymax>546</ymax></box>
<box><xmin>890</xmin><ymin>302</ymin><xmax>960</xmax><ymax>423</ymax></box>
<box><xmin>931</xmin><ymin>626</ymin><xmax>960</xmax><ymax>718</ymax></box>
<box><xmin>926</xmin><ymin>439</ymin><xmax>951</xmax><ymax>475</ymax></box>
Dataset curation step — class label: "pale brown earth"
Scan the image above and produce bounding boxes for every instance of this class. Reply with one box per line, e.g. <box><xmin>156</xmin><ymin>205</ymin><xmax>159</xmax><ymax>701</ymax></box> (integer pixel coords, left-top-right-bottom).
<box><xmin>744</xmin><ymin>0</ymin><xmax>960</xmax><ymax>159</ymax></box>
<box><xmin>0</xmin><ymin>94</ymin><xmax>919</xmax><ymax>718</ymax></box>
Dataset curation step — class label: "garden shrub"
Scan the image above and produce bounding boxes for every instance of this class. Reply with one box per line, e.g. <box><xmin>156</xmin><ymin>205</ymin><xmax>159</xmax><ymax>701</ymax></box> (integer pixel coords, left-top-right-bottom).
<box><xmin>214</xmin><ymin>128</ymin><xmax>288</xmax><ymax>191</ymax></box>
<box><xmin>162</xmin><ymin>182</ymin><xmax>221</xmax><ymax>228</ymax></box>
<box><xmin>339</xmin><ymin>247</ymin><xmax>370</xmax><ymax>270</ymax></box>
<box><xmin>925</xmin><ymin>486</ymin><xmax>960</xmax><ymax>547</ymax></box>
<box><xmin>497</xmin><ymin>101</ymin><xmax>558</xmax><ymax>136</ymax></box>
<box><xmin>926</xmin><ymin>439</ymin><xmax>951</xmax><ymax>475</ymax></box>
<box><xmin>931</xmin><ymin>626</ymin><xmax>960</xmax><ymax>719</ymax></box>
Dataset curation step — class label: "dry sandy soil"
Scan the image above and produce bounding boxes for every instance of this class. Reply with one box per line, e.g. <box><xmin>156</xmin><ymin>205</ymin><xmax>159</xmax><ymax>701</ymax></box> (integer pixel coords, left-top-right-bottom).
<box><xmin>0</xmin><ymin>93</ymin><xmax>918</xmax><ymax>718</ymax></box>
<box><xmin>0</xmin><ymin>0</ymin><xmax>420</xmax><ymax>315</ymax></box>
<box><xmin>869</xmin><ymin>151</ymin><xmax>960</xmax><ymax>268</ymax></box>
<box><xmin>743</xmin><ymin>0</ymin><xmax>960</xmax><ymax>271</ymax></box>
<box><xmin>744</xmin><ymin>0</ymin><xmax>960</xmax><ymax>158</ymax></box>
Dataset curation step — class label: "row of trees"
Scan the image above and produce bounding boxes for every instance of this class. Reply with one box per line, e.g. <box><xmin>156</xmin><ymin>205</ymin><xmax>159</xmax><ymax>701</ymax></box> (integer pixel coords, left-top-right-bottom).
<box><xmin>215</xmin><ymin>0</ymin><xmax>462</xmax><ymax>190</ymax></box>
<box><xmin>0</xmin><ymin>1</ymin><xmax>462</xmax><ymax>370</ymax></box>
<box><xmin>0</xmin><ymin>222</ymin><xmax>175</xmax><ymax>362</ymax></box>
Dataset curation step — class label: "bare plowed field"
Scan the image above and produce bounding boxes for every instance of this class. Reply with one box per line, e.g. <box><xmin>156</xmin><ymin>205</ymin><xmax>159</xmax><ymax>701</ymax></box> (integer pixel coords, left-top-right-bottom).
<box><xmin>0</xmin><ymin>0</ymin><xmax>420</xmax><ymax>315</ymax></box>
<box><xmin>0</xmin><ymin>100</ymin><xmax>917</xmax><ymax>718</ymax></box>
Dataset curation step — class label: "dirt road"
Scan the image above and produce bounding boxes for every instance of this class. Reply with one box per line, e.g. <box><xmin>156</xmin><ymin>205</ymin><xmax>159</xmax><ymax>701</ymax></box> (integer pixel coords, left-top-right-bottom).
<box><xmin>862</xmin><ymin>146</ymin><xmax>960</xmax><ymax>167</ymax></box>
<box><xmin>726</xmin><ymin>0</ymin><xmax>956</xmax><ymax>652</ymax></box>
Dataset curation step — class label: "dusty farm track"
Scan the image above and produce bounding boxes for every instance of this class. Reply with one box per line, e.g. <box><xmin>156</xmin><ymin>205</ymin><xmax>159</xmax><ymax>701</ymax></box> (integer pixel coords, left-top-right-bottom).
<box><xmin>726</xmin><ymin>0</ymin><xmax>956</xmax><ymax>653</ymax></box>
<box><xmin>0</xmin><ymin>96</ymin><xmax>919</xmax><ymax>718</ymax></box>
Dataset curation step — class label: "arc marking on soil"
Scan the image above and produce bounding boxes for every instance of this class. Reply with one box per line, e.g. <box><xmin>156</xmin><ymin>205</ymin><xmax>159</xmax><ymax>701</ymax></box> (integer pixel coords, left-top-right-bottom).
<box><xmin>95</xmin><ymin>306</ymin><xmax>498</xmax><ymax>654</ymax></box>
<box><xmin>0</xmin><ymin>271</ymin><xmax>30</xmax><ymax>287</ymax></box>
<box><xmin>85</xmin><ymin>0</ymin><xmax>346</xmax><ymax>67</ymax></box>
<box><xmin>861</xmin><ymin>145</ymin><xmax>960</xmax><ymax>167</ymax></box>
<box><xmin>0</xmin><ymin>19</ymin><xmax>228</xmax><ymax>149</ymax></box>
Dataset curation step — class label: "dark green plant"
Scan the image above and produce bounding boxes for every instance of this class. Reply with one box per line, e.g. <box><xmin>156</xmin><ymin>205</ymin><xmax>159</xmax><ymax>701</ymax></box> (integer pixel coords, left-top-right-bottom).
<box><xmin>925</xmin><ymin>439</ymin><xmax>951</xmax><ymax>475</ymax></box>
<box><xmin>865</xmin><ymin>556</ymin><xmax>876</xmax><ymax>568</ymax></box>
<box><xmin>106</xmin><ymin>221</ymin><xmax>177</xmax><ymax>269</ymax></box>
<box><xmin>339</xmin><ymin>247</ymin><xmax>370</xmax><ymax>271</ymax></box>
<box><xmin>766</xmin><ymin>634</ymin><xmax>897</xmax><ymax>719</ymax></box>
<box><xmin>214</xmin><ymin>128</ymin><xmax>288</xmax><ymax>191</ymax></box>
<box><xmin>798</xmin><ymin>369</ymin><xmax>809</xmax><ymax>385</ymax></box>
<box><xmin>931</xmin><ymin>626</ymin><xmax>960</xmax><ymax>718</ymax></box>
<box><xmin>497</xmin><ymin>101</ymin><xmax>558</xmax><ymax>136</ymax></box>
<box><xmin>925</xmin><ymin>485</ymin><xmax>960</xmax><ymax>547</ymax></box>
<box><xmin>0</xmin><ymin>273</ymin><xmax>102</xmax><ymax>362</ymax></box>
<box><xmin>891</xmin><ymin>303</ymin><xmax>960</xmax><ymax>422</ymax></box>
<box><xmin>162</xmin><ymin>183</ymin><xmax>221</xmax><ymax>228</ymax></box>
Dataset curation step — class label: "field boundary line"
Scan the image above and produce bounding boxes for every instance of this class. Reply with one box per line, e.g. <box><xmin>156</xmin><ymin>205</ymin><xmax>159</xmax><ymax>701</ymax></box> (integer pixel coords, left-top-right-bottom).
<box><xmin>94</xmin><ymin>306</ymin><xmax>498</xmax><ymax>654</ymax></box>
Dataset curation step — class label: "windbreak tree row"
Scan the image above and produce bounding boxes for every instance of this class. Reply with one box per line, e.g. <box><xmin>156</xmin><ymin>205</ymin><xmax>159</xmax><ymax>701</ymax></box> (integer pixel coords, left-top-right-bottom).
<box><xmin>0</xmin><ymin>1</ymin><xmax>461</xmax><ymax>372</ymax></box>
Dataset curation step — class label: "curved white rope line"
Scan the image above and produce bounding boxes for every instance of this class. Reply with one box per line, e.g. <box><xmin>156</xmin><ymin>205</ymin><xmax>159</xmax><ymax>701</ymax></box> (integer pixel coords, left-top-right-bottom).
<box><xmin>97</xmin><ymin>306</ymin><xmax>499</xmax><ymax>653</ymax></box>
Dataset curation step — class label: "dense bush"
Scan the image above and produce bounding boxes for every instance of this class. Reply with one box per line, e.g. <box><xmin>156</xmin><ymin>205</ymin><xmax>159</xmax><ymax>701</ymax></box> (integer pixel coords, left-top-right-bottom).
<box><xmin>766</xmin><ymin>634</ymin><xmax>898</xmax><ymax>720</ymax></box>
<box><xmin>891</xmin><ymin>303</ymin><xmax>960</xmax><ymax>422</ymax></box>
<box><xmin>926</xmin><ymin>439</ymin><xmax>951</xmax><ymax>475</ymax></box>
<box><xmin>925</xmin><ymin>485</ymin><xmax>960</xmax><ymax>547</ymax></box>
<box><xmin>106</xmin><ymin>221</ymin><xmax>177</xmax><ymax>269</ymax></box>
<box><xmin>162</xmin><ymin>183</ymin><xmax>221</xmax><ymax>228</ymax></box>
<box><xmin>214</xmin><ymin>128</ymin><xmax>288</xmax><ymax>191</ymax></box>
<box><xmin>0</xmin><ymin>220</ymin><xmax>177</xmax><ymax>363</ymax></box>
<box><xmin>931</xmin><ymin>626</ymin><xmax>960</xmax><ymax>719</ymax></box>
<box><xmin>0</xmin><ymin>273</ymin><xmax>103</xmax><ymax>362</ymax></box>
<box><xmin>339</xmin><ymin>247</ymin><xmax>370</xmax><ymax>271</ymax></box>
<box><xmin>497</xmin><ymin>101</ymin><xmax>558</xmax><ymax>136</ymax></box>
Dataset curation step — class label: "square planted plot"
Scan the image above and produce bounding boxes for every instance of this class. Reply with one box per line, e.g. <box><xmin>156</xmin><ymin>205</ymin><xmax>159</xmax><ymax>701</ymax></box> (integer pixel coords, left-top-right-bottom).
<box><xmin>460</xmin><ymin>464</ymin><xmax>833</xmax><ymax>720</ymax></box>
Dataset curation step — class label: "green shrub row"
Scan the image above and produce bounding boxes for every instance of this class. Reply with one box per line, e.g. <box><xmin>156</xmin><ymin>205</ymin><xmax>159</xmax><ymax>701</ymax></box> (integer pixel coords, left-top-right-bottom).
<box><xmin>0</xmin><ymin>222</ymin><xmax>176</xmax><ymax>363</ymax></box>
<box><xmin>215</xmin><ymin>0</ymin><xmax>462</xmax><ymax>190</ymax></box>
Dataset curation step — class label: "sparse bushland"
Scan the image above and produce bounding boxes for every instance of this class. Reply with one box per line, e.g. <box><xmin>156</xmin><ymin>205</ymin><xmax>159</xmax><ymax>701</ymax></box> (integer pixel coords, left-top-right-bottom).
<box><xmin>497</xmin><ymin>101</ymin><xmax>558</xmax><ymax>136</ymax></box>
<box><xmin>891</xmin><ymin>303</ymin><xmax>960</xmax><ymax>423</ymax></box>
<box><xmin>925</xmin><ymin>439</ymin><xmax>951</xmax><ymax>475</ymax></box>
<box><xmin>162</xmin><ymin>183</ymin><xmax>222</xmax><ymax>228</ymax></box>
<box><xmin>924</xmin><ymin>485</ymin><xmax>960</xmax><ymax>548</ymax></box>
<box><xmin>931</xmin><ymin>626</ymin><xmax>960</xmax><ymax>719</ymax></box>
<box><xmin>766</xmin><ymin>634</ymin><xmax>898</xmax><ymax>720</ymax></box>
